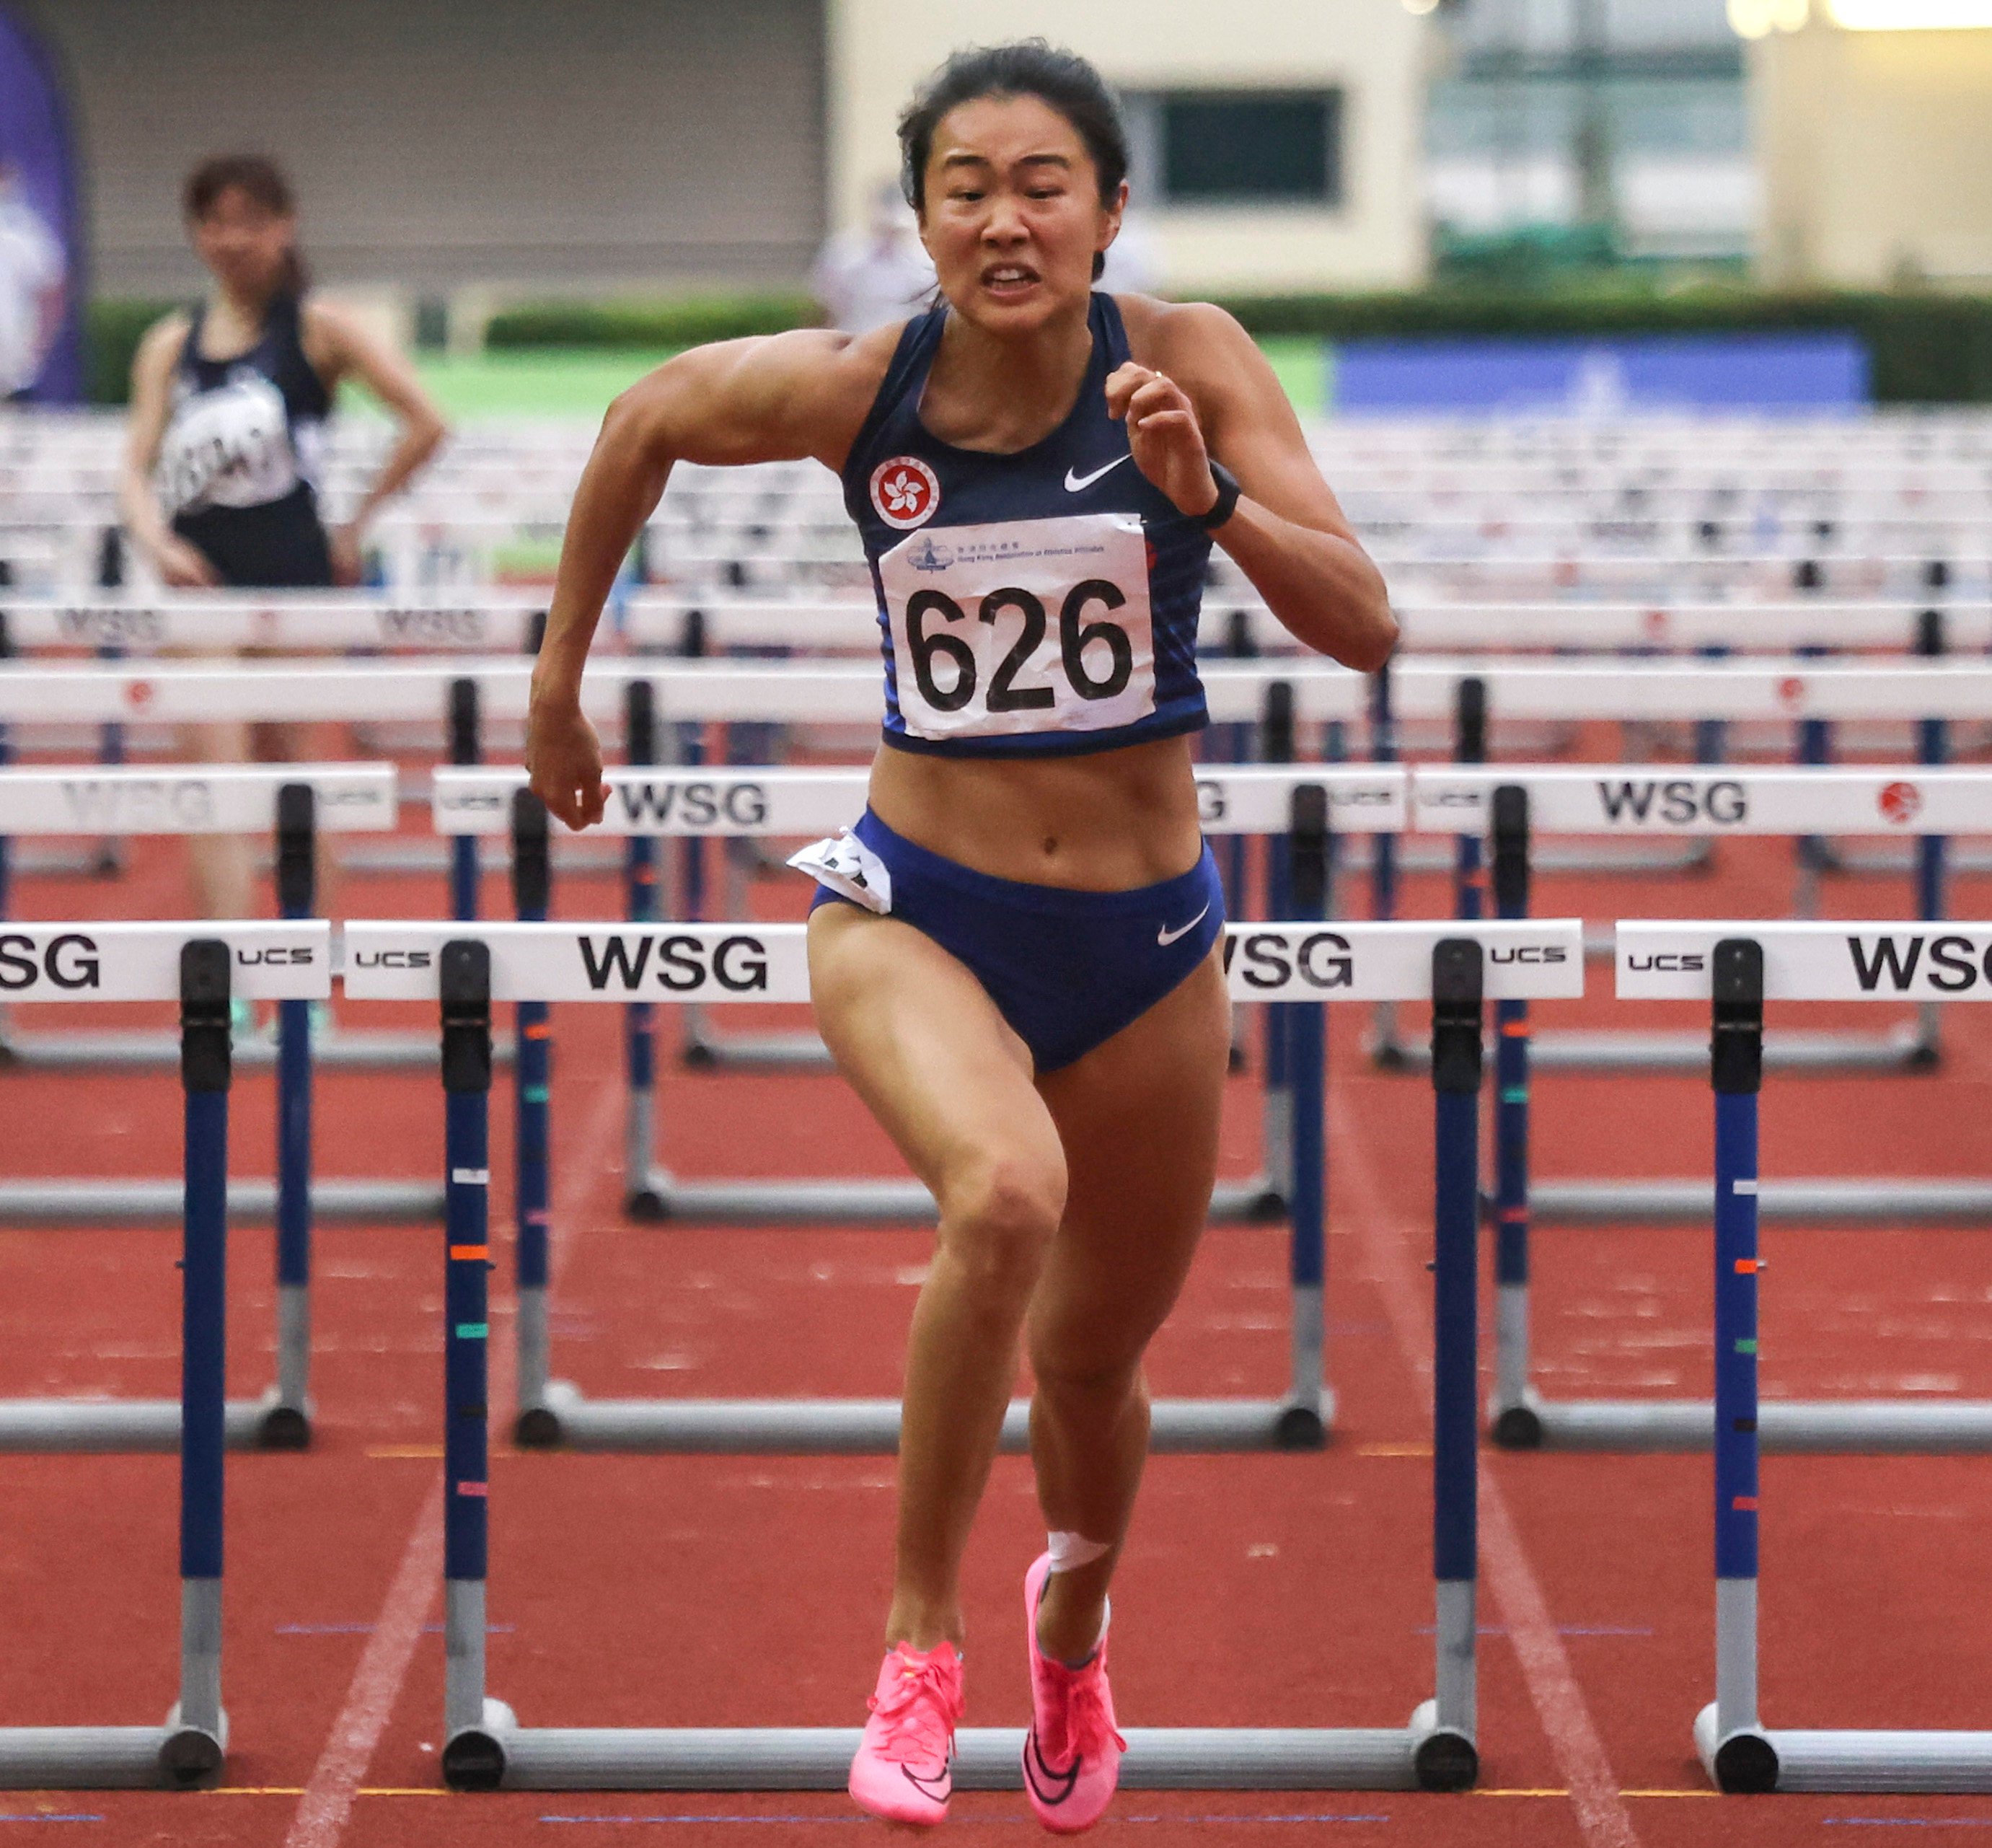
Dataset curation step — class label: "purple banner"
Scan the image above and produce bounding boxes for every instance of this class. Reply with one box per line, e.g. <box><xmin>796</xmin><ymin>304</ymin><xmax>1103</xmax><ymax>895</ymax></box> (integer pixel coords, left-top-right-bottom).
<box><xmin>0</xmin><ymin>4</ymin><xmax>84</xmax><ymax>403</ymax></box>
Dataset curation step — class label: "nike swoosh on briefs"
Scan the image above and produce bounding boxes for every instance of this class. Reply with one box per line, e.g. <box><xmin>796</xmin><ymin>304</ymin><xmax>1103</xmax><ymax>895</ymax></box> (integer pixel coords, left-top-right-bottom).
<box><xmin>1063</xmin><ymin>455</ymin><xmax>1131</xmax><ymax>493</ymax></box>
<box><xmin>1157</xmin><ymin>902</ymin><xmax>1212</xmax><ymax>947</ymax></box>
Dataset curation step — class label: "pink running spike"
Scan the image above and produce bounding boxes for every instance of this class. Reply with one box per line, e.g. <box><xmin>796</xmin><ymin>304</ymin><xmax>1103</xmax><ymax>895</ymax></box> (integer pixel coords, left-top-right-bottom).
<box><xmin>1022</xmin><ymin>1552</ymin><xmax>1127</xmax><ymax>1834</ymax></box>
<box><xmin>848</xmin><ymin>1641</ymin><xmax>965</xmax><ymax>1827</ymax></box>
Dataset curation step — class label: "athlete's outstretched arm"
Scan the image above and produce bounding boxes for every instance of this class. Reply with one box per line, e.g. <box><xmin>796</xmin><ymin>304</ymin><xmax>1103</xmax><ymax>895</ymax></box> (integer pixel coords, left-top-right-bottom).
<box><xmin>1109</xmin><ymin>302</ymin><xmax>1396</xmax><ymax>672</ymax></box>
<box><xmin>528</xmin><ymin>330</ymin><xmax>875</xmax><ymax>828</ymax></box>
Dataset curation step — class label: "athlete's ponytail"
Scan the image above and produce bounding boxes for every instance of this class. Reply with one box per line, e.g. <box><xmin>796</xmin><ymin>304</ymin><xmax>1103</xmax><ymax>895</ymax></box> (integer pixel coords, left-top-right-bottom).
<box><xmin>898</xmin><ymin>41</ymin><xmax>1129</xmax><ymax>282</ymax></box>
<box><xmin>182</xmin><ymin>154</ymin><xmax>310</xmax><ymax>300</ymax></box>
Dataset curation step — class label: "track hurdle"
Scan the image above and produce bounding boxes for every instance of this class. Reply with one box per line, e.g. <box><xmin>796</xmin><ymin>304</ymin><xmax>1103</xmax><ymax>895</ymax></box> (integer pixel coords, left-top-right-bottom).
<box><xmin>1608</xmin><ymin>928</ymin><xmax>1992</xmax><ymax>1790</ymax></box>
<box><xmin>1419</xmin><ymin>773</ymin><xmax>1992</xmax><ymax>1450</ymax></box>
<box><xmin>340</xmin><ymin>923</ymin><xmax>1584</xmax><ymax>1793</ymax></box>
<box><xmin>0</xmin><ymin>765</ymin><xmax>436</xmax><ymax>1236</ymax></box>
<box><xmin>0</xmin><ymin>925</ymin><xmax>325</xmax><ymax>1782</ymax></box>
<box><xmin>431</xmin><ymin>754</ymin><xmax>1411</xmax><ymax>1231</ymax></box>
<box><xmin>0</xmin><ymin>912</ymin><xmax>349</xmax><ymax>1451</ymax></box>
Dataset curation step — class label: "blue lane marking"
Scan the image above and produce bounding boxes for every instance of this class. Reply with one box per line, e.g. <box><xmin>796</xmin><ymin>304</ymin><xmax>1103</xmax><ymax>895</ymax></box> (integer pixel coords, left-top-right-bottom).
<box><xmin>1825</xmin><ymin>1822</ymin><xmax>1992</xmax><ymax>1829</ymax></box>
<box><xmin>539</xmin><ymin>1814</ymin><xmax>1390</xmax><ymax>1827</ymax></box>
<box><xmin>0</xmin><ymin>1819</ymin><xmax>105</xmax><ymax>1826</ymax></box>
<box><xmin>276</xmin><ymin>1622</ymin><xmax>516</xmax><ymax>1635</ymax></box>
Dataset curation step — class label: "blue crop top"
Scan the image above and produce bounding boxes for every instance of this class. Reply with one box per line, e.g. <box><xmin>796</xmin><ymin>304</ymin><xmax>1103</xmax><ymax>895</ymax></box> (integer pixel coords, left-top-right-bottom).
<box><xmin>840</xmin><ymin>292</ymin><xmax>1212</xmax><ymax>758</ymax></box>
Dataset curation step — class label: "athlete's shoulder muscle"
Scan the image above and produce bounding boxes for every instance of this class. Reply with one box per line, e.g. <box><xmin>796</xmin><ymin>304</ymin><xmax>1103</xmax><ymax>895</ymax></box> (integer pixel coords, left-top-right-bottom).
<box><xmin>614</xmin><ymin>322</ymin><xmax>902</xmax><ymax>474</ymax></box>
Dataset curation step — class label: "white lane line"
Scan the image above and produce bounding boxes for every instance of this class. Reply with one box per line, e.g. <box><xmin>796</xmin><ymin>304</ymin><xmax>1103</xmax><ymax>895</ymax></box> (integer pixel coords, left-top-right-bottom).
<box><xmin>1328</xmin><ymin>1081</ymin><xmax>1642</xmax><ymax>1848</ymax></box>
<box><xmin>283</xmin><ymin>1057</ymin><xmax>626</xmax><ymax>1845</ymax></box>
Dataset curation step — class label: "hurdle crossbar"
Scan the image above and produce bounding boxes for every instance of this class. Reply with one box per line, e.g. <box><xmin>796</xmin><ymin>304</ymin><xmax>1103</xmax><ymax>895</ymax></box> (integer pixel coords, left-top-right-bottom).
<box><xmin>0</xmin><ymin>929</ymin><xmax>325</xmax><ymax>1783</ymax></box>
<box><xmin>337</xmin><ymin>928</ymin><xmax>1587</xmax><ymax>1792</ymax></box>
<box><xmin>0</xmin><ymin>594</ymin><xmax>547</xmax><ymax>655</ymax></box>
<box><xmin>438</xmin><ymin>760</ymin><xmax>1407</xmax><ymax>1231</ymax></box>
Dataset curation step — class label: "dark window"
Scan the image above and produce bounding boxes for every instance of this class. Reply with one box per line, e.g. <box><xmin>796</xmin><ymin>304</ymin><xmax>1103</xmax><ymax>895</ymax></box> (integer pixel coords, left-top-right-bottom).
<box><xmin>1161</xmin><ymin>92</ymin><xmax>1342</xmax><ymax>205</ymax></box>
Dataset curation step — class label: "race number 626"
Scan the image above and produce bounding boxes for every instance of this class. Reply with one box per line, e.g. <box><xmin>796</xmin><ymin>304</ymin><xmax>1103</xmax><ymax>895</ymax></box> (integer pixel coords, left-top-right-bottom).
<box><xmin>905</xmin><ymin>578</ymin><xmax>1134</xmax><ymax>714</ymax></box>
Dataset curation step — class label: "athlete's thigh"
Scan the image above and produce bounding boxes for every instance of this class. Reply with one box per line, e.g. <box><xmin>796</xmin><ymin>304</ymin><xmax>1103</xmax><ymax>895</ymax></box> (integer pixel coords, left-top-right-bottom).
<box><xmin>1029</xmin><ymin>947</ymin><xmax>1231</xmax><ymax>1368</ymax></box>
<box><xmin>806</xmin><ymin>902</ymin><xmax>1062</xmax><ymax>1205</ymax></box>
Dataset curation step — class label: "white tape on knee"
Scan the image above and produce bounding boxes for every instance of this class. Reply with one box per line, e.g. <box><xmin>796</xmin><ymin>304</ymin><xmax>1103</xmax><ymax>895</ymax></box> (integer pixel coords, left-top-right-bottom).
<box><xmin>1046</xmin><ymin>1531</ymin><xmax>1112</xmax><ymax>1575</ymax></box>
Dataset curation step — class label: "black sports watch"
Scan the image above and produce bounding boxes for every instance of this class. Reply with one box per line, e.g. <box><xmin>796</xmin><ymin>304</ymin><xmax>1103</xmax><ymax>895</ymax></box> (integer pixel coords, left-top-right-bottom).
<box><xmin>1194</xmin><ymin>459</ymin><xmax>1242</xmax><ymax>532</ymax></box>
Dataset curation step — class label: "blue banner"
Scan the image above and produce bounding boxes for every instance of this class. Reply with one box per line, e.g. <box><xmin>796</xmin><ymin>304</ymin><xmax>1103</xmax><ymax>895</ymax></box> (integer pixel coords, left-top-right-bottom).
<box><xmin>1332</xmin><ymin>333</ymin><xmax>1869</xmax><ymax>416</ymax></box>
<box><xmin>0</xmin><ymin>4</ymin><xmax>84</xmax><ymax>404</ymax></box>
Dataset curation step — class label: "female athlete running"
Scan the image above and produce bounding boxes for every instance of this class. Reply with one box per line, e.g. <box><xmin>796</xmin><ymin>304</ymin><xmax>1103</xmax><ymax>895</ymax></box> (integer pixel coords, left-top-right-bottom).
<box><xmin>527</xmin><ymin>42</ymin><xmax>1393</xmax><ymax>1834</ymax></box>
<box><xmin>119</xmin><ymin>153</ymin><xmax>447</xmax><ymax>924</ymax></box>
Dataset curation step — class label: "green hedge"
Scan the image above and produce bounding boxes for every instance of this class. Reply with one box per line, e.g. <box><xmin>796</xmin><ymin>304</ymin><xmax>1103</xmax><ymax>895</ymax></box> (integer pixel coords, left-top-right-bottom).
<box><xmin>484</xmin><ymin>294</ymin><xmax>817</xmax><ymax>351</ymax></box>
<box><xmin>86</xmin><ymin>285</ymin><xmax>1992</xmax><ymax>405</ymax></box>
<box><xmin>1209</xmin><ymin>289</ymin><xmax>1992</xmax><ymax>405</ymax></box>
<box><xmin>87</xmin><ymin>299</ymin><xmax>178</xmax><ymax>405</ymax></box>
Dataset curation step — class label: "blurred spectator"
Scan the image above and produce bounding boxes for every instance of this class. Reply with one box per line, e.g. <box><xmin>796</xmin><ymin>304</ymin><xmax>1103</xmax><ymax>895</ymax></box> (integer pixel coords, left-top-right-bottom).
<box><xmin>812</xmin><ymin>179</ymin><xmax>936</xmax><ymax>334</ymax></box>
<box><xmin>1099</xmin><ymin>209</ymin><xmax>1163</xmax><ymax>296</ymax></box>
<box><xmin>0</xmin><ymin>157</ymin><xmax>64</xmax><ymax>400</ymax></box>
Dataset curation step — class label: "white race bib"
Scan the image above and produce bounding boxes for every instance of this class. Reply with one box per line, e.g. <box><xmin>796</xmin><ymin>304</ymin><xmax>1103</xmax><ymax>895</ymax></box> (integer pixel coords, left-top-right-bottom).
<box><xmin>878</xmin><ymin>514</ymin><xmax>1156</xmax><ymax>742</ymax></box>
<box><xmin>157</xmin><ymin>369</ymin><xmax>301</xmax><ymax>518</ymax></box>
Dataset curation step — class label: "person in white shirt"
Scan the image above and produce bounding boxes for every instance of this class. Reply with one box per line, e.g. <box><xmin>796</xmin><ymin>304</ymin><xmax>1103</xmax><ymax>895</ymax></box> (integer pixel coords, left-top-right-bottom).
<box><xmin>811</xmin><ymin>178</ymin><xmax>938</xmax><ymax>335</ymax></box>
<box><xmin>0</xmin><ymin>160</ymin><xmax>64</xmax><ymax>400</ymax></box>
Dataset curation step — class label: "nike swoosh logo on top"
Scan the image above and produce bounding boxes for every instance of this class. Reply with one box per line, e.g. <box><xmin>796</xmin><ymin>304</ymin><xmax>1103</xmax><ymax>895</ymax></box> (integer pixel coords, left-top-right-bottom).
<box><xmin>1025</xmin><ymin>1728</ymin><xmax>1081</xmax><ymax>1805</ymax></box>
<box><xmin>901</xmin><ymin>1763</ymin><xmax>952</xmax><ymax>1801</ymax></box>
<box><xmin>1063</xmin><ymin>455</ymin><xmax>1131</xmax><ymax>493</ymax></box>
<box><xmin>1157</xmin><ymin>902</ymin><xmax>1212</xmax><ymax>947</ymax></box>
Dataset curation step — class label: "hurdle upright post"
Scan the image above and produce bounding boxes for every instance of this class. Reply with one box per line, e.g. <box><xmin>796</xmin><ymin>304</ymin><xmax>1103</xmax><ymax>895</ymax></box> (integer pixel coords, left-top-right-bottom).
<box><xmin>449</xmin><ymin>678</ymin><xmax>481</xmax><ymax>922</ymax></box>
<box><xmin>438</xmin><ymin>941</ymin><xmax>500</xmax><ymax>1783</ymax></box>
<box><xmin>1278</xmin><ymin>779</ymin><xmax>1331</xmax><ymax>1448</ymax></box>
<box><xmin>1427</xmin><ymin>937</ymin><xmax>1483</xmax><ymax>1782</ymax></box>
<box><xmin>622</xmin><ymin>679</ymin><xmax>664</xmax><ymax>1217</ymax></box>
<box><xmin>1487</xmin><ymin>786</ymin><xmax>1540</xmax><ymax>1447</ymax></box>
<box><xmin>511</xmin><ymin>792</ymin><xmax>556</xmax><ymax>1441</ymax></box>
<box><xmin>1911</xmin><ymin>597</ymin><xmax>1948</xmax><ymax>1068</ymax></box>
<box><xmin>1699</xmin><ymin>936</ymin><xmax>1777</xmax><ymax>1792</ymax></box>
<box><xmin>1259</xmin><ymin>679</ymin><xmax>1296</xmax><ymax>1220</ymax></box>
<box><xmin>1792</xmin><ymin>561</ymin><xmax>1830</xmax><ymax>912</ymax></box>
<box><xmin>1368</xmin><ymin>660</ymin><xmax>1406</xmax><ymax>1068</ymax></box>
<box><xmin>266</xmin><ymin>783</ymin><xmax>317</xmax><ymax>1446</ymax></box>
<box><xmin>171</xmin><ymin>939</ymin><xmax>232</xmax><ymax>1783</ymax></box>
<box><xmin>1451</xmin><ymin>678</ymin><xmax>1488</xmax><ymax>923</ymax></box>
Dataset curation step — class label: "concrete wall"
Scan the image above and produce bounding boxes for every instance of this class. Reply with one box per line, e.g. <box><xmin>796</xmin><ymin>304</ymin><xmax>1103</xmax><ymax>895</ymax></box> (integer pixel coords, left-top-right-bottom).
<box><xmin>826</xmin><ymin>0</ymin><xmax>1429</xmax><ymax>294</ymax></box>
<box><xmin>1754</xmin><ymin>19</ymin><xmax>1992</xmax><ymax>287</ymax></box>
<box><xmin>19</xmin><ymin>0</ymin><xmax>826</xmax><ymax>302</ymax></box>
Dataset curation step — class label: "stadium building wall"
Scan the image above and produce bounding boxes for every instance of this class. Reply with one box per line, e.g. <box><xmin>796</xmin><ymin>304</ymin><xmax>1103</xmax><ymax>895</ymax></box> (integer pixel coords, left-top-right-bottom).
<box><xmin>1753</xmin><ymin>18</ymin><xmax>1992</xmax><ymax>290</ymax></box>
<box><xmin>827</xmin><ymin>0</ymin><xmax>1429</xmax><ymax>294</ymax></box>
<box><xmin>12</xmin><ymin>0</ymin><xmax>827</xmax><ymax>304</ymax></box>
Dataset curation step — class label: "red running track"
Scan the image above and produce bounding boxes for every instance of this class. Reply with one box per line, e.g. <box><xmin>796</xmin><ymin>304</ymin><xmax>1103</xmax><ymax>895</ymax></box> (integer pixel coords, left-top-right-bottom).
<box><xmin>1</xmin><ymin>829</ymin><xmax>1990</xmax><ymax>1848</ymax></box>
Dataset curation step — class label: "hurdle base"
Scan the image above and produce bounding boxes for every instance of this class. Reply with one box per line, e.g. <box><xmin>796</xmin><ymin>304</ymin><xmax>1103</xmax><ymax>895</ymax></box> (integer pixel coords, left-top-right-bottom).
<box><xmin>1373</xmin><ymin>1021</ymin><xmax>1935</xmax><ymax>1075</ymax></box>
<box><xmin>453</xmin><ymin>1697</ymin><xmax>1457</xmax><ymax>1792</ymax></box>
<box><xmin>1488</xmin><ymin>1391</ymin><xmax>1547</xmax><ymax>1450</ymax></box>
<box><xmin>0</xmin><ymin>1705</ymin><xmax>226</xmax><ymax>1790</ymax></box>
<box><xmin>523</xmin><ymin>1382</ymin><xmax>1331</xmax><ymax>1454</ymax></box>
<box><xmin>626</xmin><ymin>1169</ymin><xmax>1282</xmax><ymax>1228</ymax></box>
<box><xmin>681</xmin><ymin>1026</ymin><xmax>834</xmax><ymax>1073</ymax></box>
<box><xmin>1693</xmin><ymin>1706</ymin><xmax>1779</xmax><ymax>1794</ymax></box>
<box><xmin>1516</xmin><ymin>1396</ymin><xmax>1992</xmax><ymax>1453</ymax></box>
<box><xmin>0</xmin><ymin>1027</ymin><xmax>504</xmax><ymax>1073</ymax></box>
<box><xmin>0</xmin><ymin>1176</ymin><xmax>443</xmax><ymax>1227</ymax></box>
<box><xmin>1530</xmin><ymin>1176</ymin><xmax>1992</xmax><ymax>1226</ymax></box>
<box><xmin>0</xmin><ymin>1392</ymin><xmax>291</xmax><ymax>1453</ymax></box>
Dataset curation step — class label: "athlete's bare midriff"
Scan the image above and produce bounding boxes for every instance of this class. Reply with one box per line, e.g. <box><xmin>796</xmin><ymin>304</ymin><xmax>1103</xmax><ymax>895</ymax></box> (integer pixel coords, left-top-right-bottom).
<box><xmin>865</xmin><ymin>731</ymin><xmax>1204</xmax><ymax>891</ymax></box>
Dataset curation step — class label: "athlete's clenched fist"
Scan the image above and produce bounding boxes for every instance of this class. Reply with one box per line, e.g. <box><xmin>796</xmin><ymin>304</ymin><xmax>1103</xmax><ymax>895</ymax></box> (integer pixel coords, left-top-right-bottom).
<box><xmin>1103</xmin><ymin>361</ymin><xmax>1219</xmax><ymax>521</ymax></box>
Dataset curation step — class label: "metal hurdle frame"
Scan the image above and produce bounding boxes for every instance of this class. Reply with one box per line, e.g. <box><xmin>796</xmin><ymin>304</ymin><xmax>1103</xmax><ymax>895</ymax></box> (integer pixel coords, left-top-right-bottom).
<box><xmin>0</xmin><ymin>765</ymin><xmax>438</xmax><ymax>1239</ymax></box>
<box><xmin>431</xmin><ymin>739</ymin><xmax>1410</xmax><ymax>1233</ymax></box>
<box><xmin>1385</xmin><ymin>659</ymin><xmax>1973</xmax><ymax>1075</ymax></box>
<box><xmin>1608</xmin><ymin>926</ymin><xmax>1992</xmax><ymax>1792</ymax></box>
<box><xmin>0</xmin><ymin>922</ymin><xmax>327</xmax><ymax>1785</ymax></box>
<box><xmin>338</xmin><ymin>918</ymin><xmax>1587</xmax><ymax>1794</ymax></box>
<box><xmin>1411</xmin><ymin>771</ymin><xmax>1992</xmax><ymax>1451</ymax></box>
<box><xmin>420</xmin><ymin>811</ymin><xmax>1560</xmax><ymax>1462</ymax></box>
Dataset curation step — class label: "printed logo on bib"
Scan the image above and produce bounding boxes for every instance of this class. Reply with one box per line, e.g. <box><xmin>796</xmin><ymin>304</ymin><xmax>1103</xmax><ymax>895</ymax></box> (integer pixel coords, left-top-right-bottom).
<box><xmin>878</xmin><ymin>514</ymin><xmax>1156</xmax><ymax>741</ymax></box>
<box><xmin>870</xmin><ymin>456</ymin><xmax>940</xmax><ymax>530</ymax></box>
<box><xmin>157</xmin><ymin>369</ymin><xmax>301</xmax><ymax>518</ymax></box>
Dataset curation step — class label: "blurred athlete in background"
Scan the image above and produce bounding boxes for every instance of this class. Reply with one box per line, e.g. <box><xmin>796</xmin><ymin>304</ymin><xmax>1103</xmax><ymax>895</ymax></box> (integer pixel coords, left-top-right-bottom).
<box><xmin>118</xmin><ymin>153</ymin><xmax>447</xmax><ymax>925</ymax></box>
